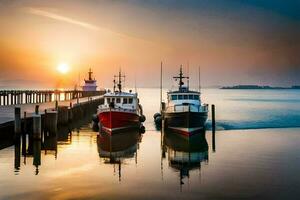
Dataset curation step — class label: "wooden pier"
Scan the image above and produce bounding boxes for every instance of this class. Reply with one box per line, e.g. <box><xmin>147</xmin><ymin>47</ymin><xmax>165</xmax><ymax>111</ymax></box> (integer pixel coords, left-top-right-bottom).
<box><xmin>0</xmin><ymin>90</ymin><xmax>102</xmax><ymax>106</ymax></box>
<box><xmin>0</xmin><ymin>90</ymin><xmax>105</xmax><ymax>141</ymax></box>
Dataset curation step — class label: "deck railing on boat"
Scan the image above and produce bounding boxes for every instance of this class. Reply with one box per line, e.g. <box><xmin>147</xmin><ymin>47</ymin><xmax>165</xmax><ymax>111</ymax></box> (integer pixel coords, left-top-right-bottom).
<box><xmin>166</xmin><ymin>104</ymin><xmax>209</xmax><ymax>112</ymax></box>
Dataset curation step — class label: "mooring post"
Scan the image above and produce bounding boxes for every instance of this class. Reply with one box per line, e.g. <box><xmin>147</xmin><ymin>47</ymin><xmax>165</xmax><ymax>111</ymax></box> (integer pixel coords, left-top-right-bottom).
<box><xmin>14</xmin><ymin>107</ymin><xmax>22</xmax><ymax>139</ymax></box>
<box><xmin>58</xmin><ymin>106</ymin><xmax>69</xmax><ymax>125</ymax></box>
<box><xmin>212</xmin><ymin>104</ymin><xmax>216</xmax><ymax>152</ymax></box>
<box><xmin>55</xmin><ymin>100</ymin><xmax>58</xmax><ymax>110</ymax></box>
<box><xmin>68</xmin><ymin>102</ymin><xmax>73</xmax><ymax>122</ymax></box>
<box><xmin>45</xmin><ymin>111</ymin><xmax>58</xmax><ymax>134</ymax></box>
<box><xmin>35</xmin><ymin>105</ymin><xmax>39</xmax><ymax>114</ymax></box>
<box><xmin>23</xmin><ymin>112</ymin><xmax>27</xmax><ymax>133</ymax></box>
<box><xmin>33</xmin><ymin>114</ymin><xmax>42</xmax><ymax>140</ymax></box>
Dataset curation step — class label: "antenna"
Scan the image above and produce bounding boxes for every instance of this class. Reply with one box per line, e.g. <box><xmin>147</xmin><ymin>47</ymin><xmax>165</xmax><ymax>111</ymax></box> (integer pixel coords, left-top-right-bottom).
<box><xmin>114</xmin><ymin>68</ymin><xmax>125</xmax><ymax>93</ymax></box>
<box><xmin>88</xmin><ymin>68</ymin><xmax>93</xmax><ymax>80</ymax></box>
<box><xmin>134</xmin><ymin>74</ymin><xmax>137</xmax><ymax>93</ymax></box>
<box><xmin>198</xmin><ymin>66</ymin><xmax>201</xmax><ymax>93</ymax></box>
<box><xmin>160</xmin><ymin>61</ymin><xmax>163</xmax><ymax>112</ymax></box>
<box><xmin>113</xmin><ymin>78</ymin><xmax>116</xmax><ymax>92</ymax></box>
<box><xmin>187</xmin><ymin>61</ymin><xmax>190</xmax><ymax>90</ymax></box>
<box><xmin>173</xmin><ymin>65</ymin><xmax>189</xmax><ymax>92</ymax></box>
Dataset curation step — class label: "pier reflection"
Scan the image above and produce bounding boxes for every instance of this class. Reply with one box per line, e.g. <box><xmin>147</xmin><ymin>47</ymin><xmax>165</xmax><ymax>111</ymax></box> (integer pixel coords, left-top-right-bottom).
<box><xmin>12</xmin><ymin>124</ymin><xmax>75</xmax><ymax>174</ymax></box>
<box><xmin>97</xmin><ymin>131</ymin><xmax>142</xmax><ymax>181</ymax></box>
<box><xmin>162</xmin><ymin>130</ymin><xmax>208</xmax><ymax>189</ymax></box>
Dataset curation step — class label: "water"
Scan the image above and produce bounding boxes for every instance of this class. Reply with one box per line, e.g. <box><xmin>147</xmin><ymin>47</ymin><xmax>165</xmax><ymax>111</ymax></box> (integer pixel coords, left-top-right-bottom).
<box><xmin>0</xmin><ymin>88</ymin><xmax>300</xmax><ymax>200</ymax></box>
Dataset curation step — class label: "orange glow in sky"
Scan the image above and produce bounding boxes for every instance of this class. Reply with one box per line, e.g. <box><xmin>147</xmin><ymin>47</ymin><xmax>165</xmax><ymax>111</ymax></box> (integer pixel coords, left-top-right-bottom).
<box><xmin>0</xmin><ymin>1</ymin><xmax>299</xmax><ymax>89</ymax></box>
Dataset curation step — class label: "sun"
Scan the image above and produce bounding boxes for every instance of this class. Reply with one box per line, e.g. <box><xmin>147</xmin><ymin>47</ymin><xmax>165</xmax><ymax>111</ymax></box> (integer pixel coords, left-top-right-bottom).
<box><xmin>57</xmin><ymin>63</ymin><xmax>70</xmax><ymax>74</ymax></box>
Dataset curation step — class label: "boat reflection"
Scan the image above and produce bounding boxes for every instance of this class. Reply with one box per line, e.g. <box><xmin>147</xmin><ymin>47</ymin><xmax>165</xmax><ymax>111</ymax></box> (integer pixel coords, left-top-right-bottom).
<box><xmin>162</xmin><ymin>130</ymin><xmax>208</xmax><ymax>189</ymax></box>
<box><xmin>97</xmin><ymin>130</ymin><xmax>142</xmax><ymax>181</ymax></box>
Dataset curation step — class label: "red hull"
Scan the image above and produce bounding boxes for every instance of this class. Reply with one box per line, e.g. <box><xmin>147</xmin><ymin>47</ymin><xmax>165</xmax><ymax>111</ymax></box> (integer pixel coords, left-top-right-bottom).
<box><xmin>99</xmin><ymin>110</ymin><xmax>140</xmax><ymax>134</ymax></box>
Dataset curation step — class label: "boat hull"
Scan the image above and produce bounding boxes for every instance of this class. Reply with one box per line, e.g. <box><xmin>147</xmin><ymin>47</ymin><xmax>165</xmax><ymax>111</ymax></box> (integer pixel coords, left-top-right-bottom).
<box><xmin>163</xmin><ymin>111</ymin><xmax>208</xmax><ymax>136</ymax></box>
<box><xmin>98</xmin><ymin>110</ymin><xmax>140</xmax><ymax>134</ymax></box>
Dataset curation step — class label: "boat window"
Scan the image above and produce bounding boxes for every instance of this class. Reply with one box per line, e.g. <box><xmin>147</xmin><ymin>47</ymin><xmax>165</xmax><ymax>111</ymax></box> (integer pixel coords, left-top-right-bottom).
<box><xmin>116</xmin><ymin>98</ymin><xmax>121</xmax><ymax>103</ymax></box>
<box><xmin>171</xmin><ymin>95</ymin><xmax>177</xmax><ymax>100</ymax></box>
<box><xmin>112</xmin><ymin>98</ymin><xmax>115</xmax><ymax>102</ymax></box>
<box><xmin>123</xmin><ymin>98</ymin><xmax>128</xmax><ymax>104</ymax></box>
<box><xmin>128</xmin><ymin>98</ymin><xmax>133</xmax><ymax>104</ymax></box>
<box><xmin>184</xmin><ymin>95</ymin><xmax>188</xmax><ymax>99</ymax></box>
<box><xmin>194</xmin><ymin>95</ymin><xmax>199</xmax><ymax>100</ymax></box>
<box><xmin>178</xmin><ymin>95</ymin><xmax>183</xmax><ymax>100</ymax></box>
<box><xmin>189</xmin><ymin>95</ymin><xmax>194</xmax><ymax>99</ymax></box>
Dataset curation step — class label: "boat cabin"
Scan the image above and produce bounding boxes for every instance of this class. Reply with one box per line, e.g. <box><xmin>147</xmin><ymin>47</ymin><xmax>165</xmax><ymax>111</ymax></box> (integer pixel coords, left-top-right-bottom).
<box><xmin>103</xmin><ymin>92</ymin><xmax>138</xmax><ymax>111</ymax></box>
<box><xmin>164</xmin><ymin>67</ymin><xmax>207</xmax><ymax>113</ymax></box>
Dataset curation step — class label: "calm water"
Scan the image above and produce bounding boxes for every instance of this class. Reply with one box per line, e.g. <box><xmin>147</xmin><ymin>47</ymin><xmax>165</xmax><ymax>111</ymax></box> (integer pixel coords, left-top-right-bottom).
<box><xmin>1</xmin><ymin>88</ymin><xmax>300</xmax><ymax>200</ymax></box>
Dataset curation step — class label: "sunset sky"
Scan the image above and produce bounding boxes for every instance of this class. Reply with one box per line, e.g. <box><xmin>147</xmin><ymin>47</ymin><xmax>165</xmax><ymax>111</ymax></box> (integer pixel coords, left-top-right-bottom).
<box><xmin>0</xmin><ymin>0</ymin><xmax>299</xmax><ymax>89</ymax></box>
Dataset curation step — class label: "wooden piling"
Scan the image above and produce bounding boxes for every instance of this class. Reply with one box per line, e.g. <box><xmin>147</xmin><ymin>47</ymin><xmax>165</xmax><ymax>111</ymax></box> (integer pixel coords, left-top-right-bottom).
<box><xmin>32</xmin><ymin>114</ymin><xmax>42</xmax><ymax>140</ymax></box>
<box><xmin>14</xmin><ymin>107</ymin><xmax>21</xmax><ymax>137</ymax></box>
<box><xmin>212</xmin><ymin>104</ymin><xmax>216</xmax><ymax>132</ymax></box>
<box><xmin>68</xmin><ymin>103</ymin><xmax>73</xmax><ymax>122</ymax></box>
<box><xmin>45</xmin><ymin>111</ymin><xmax>58</xmax><ymax>134</ymax></box>
<box><xmin>211</xmin><ymin>104</ymin><xmax>216</xmax><ymax>152</ymax></box>
<box><xmin>58</xmin><ymin>106</ymin><xmax>69</xmax><ymax>125</ymax></box>
<box><xmin>35</xmin><ymin>105</ymin><xmax>39</xmax><ymax>114</ymax></box>
<box><xmin>24</xmin><ymin>112</ymin><xmax>27</xmax><ymax>133</ymax></box>
<box><xmin>55</xmin><ymin>100</ymin><xmax>58</xmax><ymax>110</ymax></box>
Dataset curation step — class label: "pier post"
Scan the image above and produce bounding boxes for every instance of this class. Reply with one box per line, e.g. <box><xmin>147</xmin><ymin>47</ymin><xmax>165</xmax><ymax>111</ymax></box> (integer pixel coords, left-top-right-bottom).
<box><xmin>58</xmin><ymin>106</ymin><xmax>69</xmax><ymax>125</ymax></box>
<box><xmin>35</xmin><ymin>105</ymin><xmax>39</xmax><ymax>114</ymax></box>
<box><xmin>21</xmin><ymin>93</ymin><xmax>23</xmax><ymax>104</ymax></box>
<box><xmin>55</xmin><ymin>100</ymin><xmax>58</xmax><ymax>110</ymax></box>
<box><xmin>24</xmin><ymin>112</ymin><xmax>27</xmax><ymax>133</ymax></box>
<box><xmin>211</xmin><ymin>104</ymin><xmax>216</xmax><ymax>152</ymax></box>
<box><xmin>212</xmin><ymin>104</ymin><xmax>216</xmax><ymax>132</ymax></box>
<box><xmin>10</xmin><ymin>93</ymin><xmax>13</xmax><ymax>105</ymax></box>
<box><xmin>33</xmin><ymin>114</ymin><xmax>42</xmax><ymax>140</ymax></box>
<box><xmin>14</xmin><ymin>92</ymin><xmax>17</xmax><ymax>105</ymax></box>
<box><xmin>45</xmin><ymin>111</ymin><xmax>58</xmax><ymax>134</ymax></box>
<box><xmin>14</xmin><ymin>107</ymin><xmax>22</xmax><ymax>138</ymax></box>
<box><xmin>68</xmin><ymin>103</ymin><xmax>73</xmax><ymax>122</ymax></box>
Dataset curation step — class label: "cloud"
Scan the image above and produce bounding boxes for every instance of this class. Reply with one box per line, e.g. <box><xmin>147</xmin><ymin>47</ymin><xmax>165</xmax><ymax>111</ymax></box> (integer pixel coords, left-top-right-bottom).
<box><xmin>23</xmin><ymin>7</ymin><xmax>156</xmax><ymax>45</ymax></box>
<box><xmin>24</xmin><ymin>7</ymin><xmax>100</xmax><ymax>31</ymax></box>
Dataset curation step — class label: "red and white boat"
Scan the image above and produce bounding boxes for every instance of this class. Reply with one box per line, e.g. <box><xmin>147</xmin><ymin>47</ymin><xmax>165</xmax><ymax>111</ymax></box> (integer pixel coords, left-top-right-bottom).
<box><xmin>97</xmin><ymin>71</ymin><xmax>145</xmax><ymax>134</ymax></box>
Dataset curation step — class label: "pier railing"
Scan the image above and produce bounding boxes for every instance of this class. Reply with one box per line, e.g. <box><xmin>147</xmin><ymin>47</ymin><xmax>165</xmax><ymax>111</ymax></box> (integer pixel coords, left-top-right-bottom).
<box><xmin>0</xmin><ymin>90</ymin><xmax>105</xmax><ymax>106</ymax></box>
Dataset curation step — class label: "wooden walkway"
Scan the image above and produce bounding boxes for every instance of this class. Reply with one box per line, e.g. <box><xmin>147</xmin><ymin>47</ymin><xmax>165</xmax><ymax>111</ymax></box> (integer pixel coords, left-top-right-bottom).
<box><xmin>0</xmin><ymin>96</ymin><xmax>102</xmax><ymax>127</ymax></box>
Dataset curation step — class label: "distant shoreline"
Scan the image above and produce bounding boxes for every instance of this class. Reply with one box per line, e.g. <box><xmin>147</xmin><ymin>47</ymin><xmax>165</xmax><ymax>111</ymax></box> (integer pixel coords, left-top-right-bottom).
<box><xmin>220</xmin><ymin>85</ymin><xmax>300</xmax><ymax>89</ymax></box>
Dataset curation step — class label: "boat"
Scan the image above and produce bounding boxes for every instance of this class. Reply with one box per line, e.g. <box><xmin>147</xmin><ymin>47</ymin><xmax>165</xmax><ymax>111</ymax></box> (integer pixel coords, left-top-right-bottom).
<box><xmin>82</xmin><ymin>68</ymin><xmax>97</xmax><ymax>91</ymax></box>
<box><xmin>96</xmin><ymin>70</ymin><xmax>145</xmax><ymax>134</ymax></box>
<box><xmin>161</xmin><ymin>129</ymin><xmax>208</xmax><ymax>187</ymax></box>
<box><xmin>97</xmin><ymin>130</ymin><xmax>142</xmax><ymax>181</ymax></box>
<box><xmin>162</xmin><ymin>67</ymin><xmax>208</xmax><ymax>136</ymax></box>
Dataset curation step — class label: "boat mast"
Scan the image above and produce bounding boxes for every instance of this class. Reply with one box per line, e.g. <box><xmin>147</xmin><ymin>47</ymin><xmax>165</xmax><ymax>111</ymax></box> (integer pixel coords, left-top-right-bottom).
<box><xmin>160</xmin><ymin>61</ymin><xmax>163</xmax><ymax>112</ymax></box>
<box><xmin>187</xmin><ymin>61</ymin><xmax>190</xmax><ymax>90</ymax></box>
<box><xmin>114</xmin><ymin>69</ymin><xmax>125</xmax><ymax>93</ymax></box>
<box><xmin>198</xmin><ymin>66</ymin><xmax>201</xmax><ymax>93</ymax></box>
<box><xmin>173</xmin><ymin>65</ymin><xmax>189</xmax><ymax>92</ymax></box>
<box><xmin>113</xmin><ymin>78</ymin><xmax>116</xmax><ymax>92</ymax></box>
<box><xmin>88</xmin><ymin>68</ymin><xmax>93</xmax><ymax>80</ymax></box>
